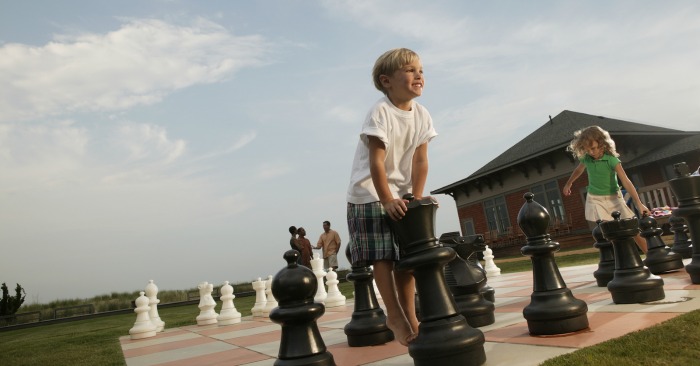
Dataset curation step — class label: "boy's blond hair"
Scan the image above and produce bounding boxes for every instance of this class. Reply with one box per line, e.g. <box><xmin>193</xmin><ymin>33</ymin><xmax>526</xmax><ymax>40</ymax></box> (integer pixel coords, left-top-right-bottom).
<box><xmin>372</xmin><ymin>48</ymin><xmax>420</xmax><ymax>94</ymax></box>
<box><xmin>567</xmin><ymin>125</ymin><xmax>620</xmax><ymax>159</ymax></box>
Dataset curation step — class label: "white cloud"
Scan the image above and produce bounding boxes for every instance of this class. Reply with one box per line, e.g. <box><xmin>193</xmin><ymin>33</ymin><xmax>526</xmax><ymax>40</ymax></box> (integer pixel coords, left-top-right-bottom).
<box><xmin>115</xmin><ymin>122</ymin><xmax>186</xmax><ymax>164</ymax></box>
<box><xmin>0</xmin><ymin>18</ymin><xmax>271</xmax><ymax>122</ymax></box>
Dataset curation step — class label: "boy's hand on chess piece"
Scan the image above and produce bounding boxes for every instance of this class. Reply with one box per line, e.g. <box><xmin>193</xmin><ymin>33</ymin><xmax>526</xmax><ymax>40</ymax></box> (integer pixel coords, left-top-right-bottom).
<box><xmin>383</xmin><ymin>198</ymin><xmax>408</xmax><ymax>221</ymax></box>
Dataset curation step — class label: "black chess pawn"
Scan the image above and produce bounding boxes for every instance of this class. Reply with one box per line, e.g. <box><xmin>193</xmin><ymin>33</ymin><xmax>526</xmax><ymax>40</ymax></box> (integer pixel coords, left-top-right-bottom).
<box><xmin>269</xmin><ymin>250</ymin><xmax>335</xmax><ymax>366</ymax></box>
<box><xmin>440</xmin><ymin>232</ymin><xmax>495</xmax><ymax>328</ymax></box>
<box><xmin>592</xmin><ymin>220</ymin><xmax>615</xmax><ymax>287</ymax></box>
<box><xmin>343</xmin><ymin>246</ymin><xmax>394</xmax><ymax>346</ymax></box>
<box><xmin>388</xmin><ymin>194</ymin><xmax>486</xmax><ymax>366</ymax></box>
<box><xmin>518</xmin><ymin>193</ymin><xmax>589</xmax><ymax>335</ymax></box>
<box><xmin>639</xmin><ymin>214</ymin><xmax>684</xmax><ymax>274</ymax></box>
<box><xmin>668</xmin><ymin>162</ymin><xmax>700</xmax><ymax>284</ymax></box>
<box><xmin>600</xmin><ymin>211</ymin><xmax>665</xmax><ymax>304</ymax></box>
<box><xmin>669</xmin><ymin>215</ymin><xmax>693</xmax><ymax>259</ymax></box>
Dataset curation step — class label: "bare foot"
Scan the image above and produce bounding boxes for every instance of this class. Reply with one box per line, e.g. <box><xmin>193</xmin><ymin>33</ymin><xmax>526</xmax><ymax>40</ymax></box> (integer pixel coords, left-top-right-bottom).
<box><xmin>387</xmin><ymin>315</ymin><xmax>416</xmax><ymax>346</ymax></box>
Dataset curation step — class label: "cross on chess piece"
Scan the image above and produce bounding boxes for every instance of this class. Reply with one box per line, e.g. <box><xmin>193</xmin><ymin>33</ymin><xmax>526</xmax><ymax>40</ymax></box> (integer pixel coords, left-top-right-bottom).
<box><xmin>250</xmin><ymin>277</ymin><xmax>267</xmax><ymax>317</ymax></box>
<box><xmin>343</xmin><ymin>244</ymin><xmax>394</xmax><ymax>346</ymax></box>
<box><xmin>217</xmin><ymin>281</ymin><xmax>242</xmax><ymax>325</ymax></box>
<box><xmin>262</xmin><ymin>275</ymin><xmax>278</xmax><ymax>317</ymax></box>
<box><xmin>311</xmin><ymin>253</ymin><xmax>328</xmax><ymax>303</ymax></box>
<box><xmin>388</xmin><ymin>194</ymin><xmax>486</xmax><ymax>366</ymax></box>
<box><xmin>600</xmin><ymin>211</ymin><xmax>665</xmax><ymax>303</ymax></box>
<box><xmin>324</xmin><ymin>268</ymin><xmax>346</xmax><ymax>308</ymax></box>
<box><xmin>269</xmin><ymin>250</ymin><xmax>335</xmax><ymax>366</ymax></box>
<box><xmin>196</xmin><ymin>282</ymin><xmax>218</xmax><ymax>326</ymax></box>
<box><xmin>129</xmin><ymin>292</ymin><xmax>157</xmax><ymax>340</ymax></box>
<box><xmin>668</xmin><ymin>162</ymin><xmax>700</xmax><ymax>283</ymax></box>
<box><xmin>518</xmin><ymin>192</ymin><xmax>589</xmax><ymax>335</ymax></box>
<box><xmin>639</xmin><ymin>214</ymin><xmax>684</xmax><ymax>274</ymax></box>
<box><xmin>145</xmin><ymin>280</ymin><xmax>165</xmax><ymax>332</ymax></box>
<box><xmin>482</xmin><ymin>245</ymin><xmax>501</xmax><ymax>277</ymax></box>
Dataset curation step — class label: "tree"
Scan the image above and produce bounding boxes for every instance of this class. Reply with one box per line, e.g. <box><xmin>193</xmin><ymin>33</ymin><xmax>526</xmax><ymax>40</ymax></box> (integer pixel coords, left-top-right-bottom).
<box><xmin>0</xmin><ymin>282</ymin><xmax>26</xmax><ymax>316</ymax></box>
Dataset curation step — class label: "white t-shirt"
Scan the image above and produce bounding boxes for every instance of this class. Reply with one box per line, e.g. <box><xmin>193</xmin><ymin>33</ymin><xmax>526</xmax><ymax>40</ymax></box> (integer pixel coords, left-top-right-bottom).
<box><xmin>346</xmin><ymin>97</ymin><xmax>438</xmax><ymax>204</ymax></box>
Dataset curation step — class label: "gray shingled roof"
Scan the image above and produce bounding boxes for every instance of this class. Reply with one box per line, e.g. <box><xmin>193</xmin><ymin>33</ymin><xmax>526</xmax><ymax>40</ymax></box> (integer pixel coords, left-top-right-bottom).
<box><xmin>625</xmin><ymin>134</ymin><xmax>700</xmax><ymax>169</ymax></box>
<box><xmin>432</xmin><ymin>110</ymin><xmax>694</xmax><ymax>194</ymax></box>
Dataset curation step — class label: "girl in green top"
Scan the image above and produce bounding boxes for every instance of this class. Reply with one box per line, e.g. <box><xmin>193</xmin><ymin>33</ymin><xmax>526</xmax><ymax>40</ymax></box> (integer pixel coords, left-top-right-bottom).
<box><xmin>563</xmin><ymin>125</ymin><xmax>649</xmax><ymax>252</ymax></box>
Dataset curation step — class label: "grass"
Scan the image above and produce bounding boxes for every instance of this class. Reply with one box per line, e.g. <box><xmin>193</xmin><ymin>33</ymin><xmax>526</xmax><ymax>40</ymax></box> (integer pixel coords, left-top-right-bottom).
<box><xmin>1</xmin><ymin>252</ymin><xmax>697</xmax><ymax>365</ymax></box>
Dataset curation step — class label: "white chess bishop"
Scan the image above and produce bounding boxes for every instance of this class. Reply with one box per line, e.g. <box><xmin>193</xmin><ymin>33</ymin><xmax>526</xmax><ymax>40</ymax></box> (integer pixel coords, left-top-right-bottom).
<box><xmin>217</xmin><ymin>281</ymin><xmax>242</xmax><ymax>325</ymax></box>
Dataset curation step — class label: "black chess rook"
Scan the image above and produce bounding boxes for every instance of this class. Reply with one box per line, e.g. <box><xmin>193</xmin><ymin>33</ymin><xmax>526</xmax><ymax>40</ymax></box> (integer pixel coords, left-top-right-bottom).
<box><xmin>388</xmin><ymin>194</ymin><xmax>486</xmax><ymax>366</ymax></box>
<box><xmin>600</xmin><ymin>211</ymin><xmax>665</xmax><ymax>304</ymax></box>
<box><xmin>517</xmin><ymin>193</ymin><xmax>589</xmax><ymax>335</ymax></box>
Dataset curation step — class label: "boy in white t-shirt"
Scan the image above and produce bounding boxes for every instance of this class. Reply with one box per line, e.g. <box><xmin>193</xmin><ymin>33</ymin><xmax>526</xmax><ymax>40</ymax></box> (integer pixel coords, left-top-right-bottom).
<box><xmin>346</xmin><ymin>48</ymin><xmax>437</xmax><ymax>346</ymax></box>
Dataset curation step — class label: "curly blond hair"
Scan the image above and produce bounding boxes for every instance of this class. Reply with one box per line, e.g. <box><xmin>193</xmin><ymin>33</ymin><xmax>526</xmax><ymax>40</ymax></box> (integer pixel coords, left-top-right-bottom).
<box><xmin>567</xmin><ymin>125</ymin><xmax>619</xmax><ymax>159</ymax></box>
<box><xmin>372</xmin><ymin>48</ymin><xmax>420</xmax><ymax>94</ymax></box>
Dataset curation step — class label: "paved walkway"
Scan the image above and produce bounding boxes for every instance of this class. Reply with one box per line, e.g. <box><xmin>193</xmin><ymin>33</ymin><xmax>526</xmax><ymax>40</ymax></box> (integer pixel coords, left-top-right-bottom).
<box><xmin>120</xmin><ymin>260</ymin><xmax>699</xmax><ymax>366</ymax></box>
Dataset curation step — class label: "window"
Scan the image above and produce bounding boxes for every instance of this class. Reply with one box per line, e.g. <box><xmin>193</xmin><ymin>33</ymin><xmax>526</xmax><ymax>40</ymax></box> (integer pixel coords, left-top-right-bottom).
<box><xmin>483</xmin><ymin>196</ymin><xmax>510</xmax><ymax>234</ymax></box>
<box><xmin>531</xmin><ymin>180</ymin><xmax>567</xmax><ymax>223</ymax></box>
<box><xmin>462</xmin><ymin>219</ymin><xmax>475</xmax><ymax>236</ymax></box>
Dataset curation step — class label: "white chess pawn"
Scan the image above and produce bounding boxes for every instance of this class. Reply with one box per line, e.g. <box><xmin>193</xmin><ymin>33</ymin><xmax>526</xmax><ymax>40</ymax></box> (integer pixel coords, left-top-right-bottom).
<box><xmin>311</xmin><ymin>253</ymin><xmax>328</xmax><ymax>303</ymax></box>
<box><xmin>483</xmin><ymin>245</ymin><xmax>501</xmax><ymax>276</ymax></box>
<box><xmin>262</xmin><ymin>275</ymin><xmax>278</xmax><ymax>317</ymax></box>
<box><xmin>145</xmin><ymin>280</ymin><xmax>165</xmax><ymax>332</ymax></box>
<box><xmin>324</xmin><ymin>268</ymin><xmax>346</xmax><ymax>308</ymax></box>
<box><xmin>251</xmin><ymin>277</ymin><xmax>267</xmax><ymax>317</ymax></box>
<box><xmin>129</xmin><ymin>292</ymin><xmax>157</xmax><ymax>340</ymax></box>
<box><xmin>196</xmin><ymin>281</ymin><xmax>218</xmax><ymax>325</ymax></box>
<box><xmin>217</xmin><ymin>281</ymin><xmax>242</xmax><ymax>325</ymax></box>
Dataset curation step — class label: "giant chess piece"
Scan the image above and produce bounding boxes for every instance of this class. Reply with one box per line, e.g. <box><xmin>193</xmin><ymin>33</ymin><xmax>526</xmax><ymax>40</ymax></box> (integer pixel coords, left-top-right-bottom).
<box><xmin>343</xmin><ymin>245</ymin><xmax>394</xmax><ymax>346</ymax></box>
<box><xmin>440</xmin><ymin>232</ymin><xmax>495</xmax><ymax>328</ymax></box>
<box><xmin>251</xmin><ymin>277</ymin><xmax>267</xmax><ymax>317</ymax></box>
<box><xmin>269</xmin><ymin>250</ymin><xmax>335</xmax><ymax>366</ymax></box>
<box><xmin>669</xmin><ymin>215</ymin><xmax>693</xmax><ymax>258</ymax></box>
<box><xmin>592</xmin><ymin>220</ymin><xmax>615</xmax><ymax>287</ymax></box>
<box><xmin>262</xmin><ymin>275</ymin><xmax>279</xmax><ymax>317</ymax></box>
<box><xmin>388</xmin><ymin>194</ymin><xmax>486</xmax><ymax>366</ymax></box>
<box><xmin>482</xmin><ymin>245</ymin><xmax>501</xmax><ymax>277</ymax></box>
<box><xmin>324</xmin><ymin>268</ymin><xmax>346</xmax><ymax>307</ymax></box>
<box><xmin>518</xmin><ymin>193</ymin><xmax>589</xmax><ymax>335</ymax></box>
<box><xmin>217</xmin><ymin>281</ymin><xmax>242</xmax><ymax>325</ymax></box>
<box><xmin>668</xmin><ymin>162</ymin><xmax>700</xmax><ymax>283</ymax></box>
<box><xmin>600</xmin><ymin>211</ymin><xmax>665</xmax><ymax>303</ymax></box>
<box><xmin>129</xmin><ymin>292</ymin><xmax>157</xmax><ymax>340</ymax></box>
<box><xmin>640</xmin><ymin>214</ymin><xmax>684</xmax><ymax>274</ymax></box>
<box><xmin>311</xmin><ymin>253</ymin><xmax>328</xmax><ymax>303</ymax></box>
<box><xmin>145</xmin><ymin>280</ymin><xmax>165</xmax><ymax>332</ymax></box>
<box><xmin>196</xmin><ymin>281</ymin><xmax>219</xmax><ymax>325</ymax></box>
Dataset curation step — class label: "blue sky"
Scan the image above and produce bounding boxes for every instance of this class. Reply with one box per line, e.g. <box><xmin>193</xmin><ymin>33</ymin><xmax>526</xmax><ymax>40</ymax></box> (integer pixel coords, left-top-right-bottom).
<box><xmin>2</xmin><ymin>0</ymin><xmax>699</xmax><ymax>303</ymax></box>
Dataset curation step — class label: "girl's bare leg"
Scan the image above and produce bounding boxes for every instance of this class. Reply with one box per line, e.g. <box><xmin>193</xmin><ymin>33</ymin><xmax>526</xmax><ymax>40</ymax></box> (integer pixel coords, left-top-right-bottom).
<box><xmin>634</xmin><ymin>234</ymin><xmax>648</xmax><ymax>253</ymax></box>
<box><xmin>373</xmin><ymin>260</ymin><xmax>416</xmax><ymax>346</ymax></box>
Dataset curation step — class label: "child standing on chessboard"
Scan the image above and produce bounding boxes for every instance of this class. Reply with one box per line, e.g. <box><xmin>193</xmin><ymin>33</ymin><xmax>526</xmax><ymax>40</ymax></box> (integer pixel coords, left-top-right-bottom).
<box><xmin>346</xmin><ymin>48</ymin><xmax>437</xmax><ymax>346</ymax></box>
<box><xmin>563</xmin><ymin>125</ymin><xmax>649</xmax><ymax>252</ymax></box>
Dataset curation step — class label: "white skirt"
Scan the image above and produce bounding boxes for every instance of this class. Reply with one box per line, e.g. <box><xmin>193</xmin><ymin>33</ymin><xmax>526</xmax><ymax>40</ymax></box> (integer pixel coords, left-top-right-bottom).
<box><xmin>585</xmin><ymin>191</ymin><xmax>636</xmax><ymax>222</ymax></box>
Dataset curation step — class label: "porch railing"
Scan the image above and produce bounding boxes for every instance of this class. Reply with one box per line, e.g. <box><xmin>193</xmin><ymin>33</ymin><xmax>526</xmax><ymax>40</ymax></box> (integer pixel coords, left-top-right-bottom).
<box><xmin>637</xmin><ymin>181</ymin><xmax>677</xmax><ymax>209</ymax></box>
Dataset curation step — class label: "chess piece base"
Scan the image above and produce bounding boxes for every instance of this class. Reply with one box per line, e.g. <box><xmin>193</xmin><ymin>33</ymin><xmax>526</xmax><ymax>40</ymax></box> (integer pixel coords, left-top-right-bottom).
<box><xmin>274</xmin><ymin>352</ymin><xmax>335</xmax><ymax>366</ymax></box>
<box><xmin>685</xmin><ymin>258</ymin><xmax>700</xmax><ymax>284</ymax></box>
<box><xmin>593</xmin><ymin>261</ymin><xmax>615</xmax><ymax>287</ymax></box>
<box><xmin>607</xmin><ymin>269</ymin><xmax>665</xmax><ymax>303</ymax></box>
<box><xmin>643</xmin><ymin>251</ymin><xmax>685</xmax><ymax>275</ymax></box>
<box><xmin>409</xmin><ymin>315</ymin><xmax>486</xmax><ymax>366</ymax></box>
<box><xmin>523</xmin><ymin>289</ymin><xmax>589</xmax><ymax>335</ymax></box>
